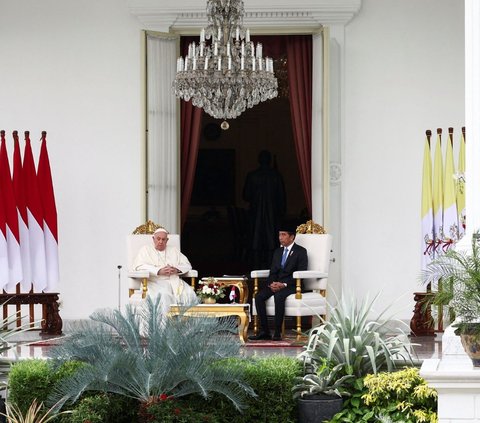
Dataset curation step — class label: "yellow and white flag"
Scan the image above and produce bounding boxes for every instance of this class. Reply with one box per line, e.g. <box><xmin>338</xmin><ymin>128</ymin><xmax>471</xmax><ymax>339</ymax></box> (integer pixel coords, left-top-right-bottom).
<box><xmin>421</xmin><ymin>135</ymin><xmax>434</xmax><ymax>270</ymax></box>
<box><xmin>442</xmin><ymin>131</ymin><xmax>458</xmax><ymax>252</ymax></box>
<box><xmin>432</xmin><ymin>132</ymin><xmax>444</xmax><ymax>256</ymax></box>
<box><xmin>456</xmin><ymin>130</ymin><xmax>466</xmax><ymax>239</ymax></box>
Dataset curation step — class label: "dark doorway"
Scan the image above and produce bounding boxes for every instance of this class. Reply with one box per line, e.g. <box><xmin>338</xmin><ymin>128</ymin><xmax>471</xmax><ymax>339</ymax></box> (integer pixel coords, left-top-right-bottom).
<box><xmin>181</xmin><ymin>96</ymin><xmax>308</xmax><ymax>280</ymax></box>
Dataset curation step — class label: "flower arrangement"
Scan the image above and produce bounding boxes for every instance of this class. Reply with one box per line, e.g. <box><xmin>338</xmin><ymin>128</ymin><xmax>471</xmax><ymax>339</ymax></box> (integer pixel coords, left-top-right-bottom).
<box><xmin>196</xmin><ymin>278</ymin><xmax>225</xmax><ymax>301</ymax></box>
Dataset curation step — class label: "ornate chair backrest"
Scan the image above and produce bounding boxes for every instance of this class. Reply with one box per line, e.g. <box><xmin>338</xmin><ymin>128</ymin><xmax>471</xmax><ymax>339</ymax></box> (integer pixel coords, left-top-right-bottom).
<box><xmin>294</xmin><ymin>233</ymin><xmax>333</xmax><ymax>291</ymax></box>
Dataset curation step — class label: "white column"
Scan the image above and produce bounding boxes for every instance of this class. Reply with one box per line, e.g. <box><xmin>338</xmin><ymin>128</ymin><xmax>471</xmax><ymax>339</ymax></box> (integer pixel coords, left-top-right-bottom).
<box><xmin>326</xmin><ymin>25</ymin><xmax>344</xmax><ymax>301</ymax></box>
<box><xmin>464</xmin><ymin>0</ymin><xmax>480</xmax><ymax>240</ymax></box>
<box><xmin>311</xmin><ymin>30</ymin><xmax>325</xmax><ymax>225</ymax></box>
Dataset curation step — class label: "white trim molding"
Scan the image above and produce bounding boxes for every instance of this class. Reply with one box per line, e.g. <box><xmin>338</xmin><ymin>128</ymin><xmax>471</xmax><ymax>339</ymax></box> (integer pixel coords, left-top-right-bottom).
<box><xmin>129</xmin><ymin>0</ymin><xmax>362</xmax><ymax>32</ymax></box>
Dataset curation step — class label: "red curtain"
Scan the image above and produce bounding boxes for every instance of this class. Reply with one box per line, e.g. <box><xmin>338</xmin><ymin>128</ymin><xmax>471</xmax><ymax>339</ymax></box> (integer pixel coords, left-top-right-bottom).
<box><xmin>180</xmin><ymin>37</ymin><xmax>203</xmax><ymax>228</ymax></box>
<box><xmin>179</xmin><ymin>35</ymin><xmax>313</xmax><ymax>226</ymax></box>
<box><xmin>286</xmin><ymin>36</ymin><xmax>313</xmax><ymax>216</ymax></box>
<box><xmin>180</xmin><ymin>101</ymin><xmax>203</xmax><ymax>228</ymax></box>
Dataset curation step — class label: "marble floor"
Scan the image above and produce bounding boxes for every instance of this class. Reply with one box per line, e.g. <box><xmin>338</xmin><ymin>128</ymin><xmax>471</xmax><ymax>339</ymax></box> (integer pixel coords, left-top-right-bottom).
<box><xmin>244</xmin><ymin>334</ymin><xmax>443</xmax><ymax>361</ymax></box>
<box><xmin>2</xmin><ymin>328</ymin><xmax>444</xmax><ymax>363</ymax></box>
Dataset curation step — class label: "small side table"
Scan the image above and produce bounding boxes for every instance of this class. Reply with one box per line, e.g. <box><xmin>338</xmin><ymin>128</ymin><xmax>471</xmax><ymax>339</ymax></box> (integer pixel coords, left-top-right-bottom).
<box><xmin>169</xmin><ymin>304</ymin><xmax>250</xmax><ymax>343</ymax></box>
<box><xmin>201</xmin><ymin>277</ymin><xmax>249</xmax><ymax>304</ymax></box>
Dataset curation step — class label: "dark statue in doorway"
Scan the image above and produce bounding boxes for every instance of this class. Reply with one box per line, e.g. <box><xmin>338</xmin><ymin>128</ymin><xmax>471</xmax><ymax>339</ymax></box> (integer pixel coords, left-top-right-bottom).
<box><xmin>243</xmin><ymin>150</ymin><xmax>286</xmax><ymax>268</ymax></box>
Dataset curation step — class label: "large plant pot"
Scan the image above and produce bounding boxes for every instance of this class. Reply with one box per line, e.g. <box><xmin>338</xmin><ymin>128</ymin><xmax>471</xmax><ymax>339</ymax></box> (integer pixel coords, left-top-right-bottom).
<box><xmin>460</xmin><ymin>334</ymin><xmax>480</xmax><ymax>367</ymax></box>
<box><xmin>202</xmin><ymin>297</ymin><xmax>216</xmax><ymax>304</ymax></box>
<box><xmin>298</xmin><ymin>394</ymin><xmax>343</xmax><ymax>423</ymax></box>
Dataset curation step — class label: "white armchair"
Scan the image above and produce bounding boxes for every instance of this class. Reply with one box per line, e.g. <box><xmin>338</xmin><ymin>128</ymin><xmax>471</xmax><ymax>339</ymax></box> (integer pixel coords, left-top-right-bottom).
<box><xmin>251</xmin><ymin>233</ymin><xmax>333</xmax><ymax>340</ymax></box>
<box><xmin>127</xmin><ymin>231</ymin><xmax>198</xmax><ymax>301</ymax></box>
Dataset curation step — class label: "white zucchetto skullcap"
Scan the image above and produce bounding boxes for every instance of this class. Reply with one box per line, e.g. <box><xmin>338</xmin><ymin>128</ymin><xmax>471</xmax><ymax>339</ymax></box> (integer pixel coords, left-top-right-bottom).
<box><xmin>153</xmin><ymin>227</ymin><xmax>169</xmax><ymax>235</ymax></box>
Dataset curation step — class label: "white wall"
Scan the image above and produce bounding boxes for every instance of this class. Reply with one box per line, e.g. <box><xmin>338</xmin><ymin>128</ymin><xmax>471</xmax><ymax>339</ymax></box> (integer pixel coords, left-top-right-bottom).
<box><xmin>0</xmin><ymin>0</ymin><xmax>144</xmax><ymax>319</ymax></box>
<box><xmin>343</xmin><ymin>0</ymin><xmax>464</xmax><ymax>319</ymax></box>
<box><xmin>0</xmin><ymin>0</ymin><xmax>465</xmax><ymax>323</ymax></box>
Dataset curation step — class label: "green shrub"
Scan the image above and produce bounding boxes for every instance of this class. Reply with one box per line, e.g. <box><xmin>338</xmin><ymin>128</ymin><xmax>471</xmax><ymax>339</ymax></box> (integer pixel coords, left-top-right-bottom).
<box><xmin>7</xmin><ymin>355</ymin><xmax>301</xmax><ymax>423</ymax></box>
<box><xmin>138</xmin><ymin>394</ymin><xmax>219</xmax><ymax>423</ymax></box>
<box><xmin>8</xmin><ymin>360</ymin><xmax>56</xmax><ymax>414</ymax></box>
<box><xmin>330</xmin><ymin>368</ymin><xmax>437</xmax><ymax>423</ymax></box>
<box><xmin>68</xmin><ymin>393</ymin><xmax>138</xmax><ymax>423</ymax></box>
<box><xmin>362</xmin><ymin>367</ymin><xmax>437</xmax><ymax>423</ymax></box>
<box><xmin>201</xmin><ymin>356</ymin><xmax>301</xmax><ymax>423</ymax></box>
<box><xmin>8</xmin><ymin>359</ymin><xmax>82</xmax><ymax>417</ymax></box>
<box><xmin>328</xmin><ymin>377</ymin><xmax>374</xmax><ymax>422</ymax></box>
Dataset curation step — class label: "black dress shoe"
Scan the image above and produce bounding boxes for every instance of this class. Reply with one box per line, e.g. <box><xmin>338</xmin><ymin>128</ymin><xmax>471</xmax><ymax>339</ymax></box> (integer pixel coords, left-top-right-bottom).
<box><xmin>248</xmin><ymin>332</ymin><xmax>271</xmax><ymax>341</ymax></box>
<box><xmin>272</xmin><ymin>333</ymin><xmax>283</xmax><ymax>341</ymax></box>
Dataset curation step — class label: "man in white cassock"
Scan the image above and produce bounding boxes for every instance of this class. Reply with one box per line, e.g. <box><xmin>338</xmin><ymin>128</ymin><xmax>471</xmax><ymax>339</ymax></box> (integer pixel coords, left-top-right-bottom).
<box><xmin>133</xmin><ymin>227</ymin><xmax>198</xmax><ymax>314</ymax></box>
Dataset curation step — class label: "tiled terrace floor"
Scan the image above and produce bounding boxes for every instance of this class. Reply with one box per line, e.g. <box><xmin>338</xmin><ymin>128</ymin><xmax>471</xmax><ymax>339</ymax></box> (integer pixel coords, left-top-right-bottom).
<box><xmin>3</xmin><ymin>327</ymin><xmax>443</xmax><ymax>363</ymax></box>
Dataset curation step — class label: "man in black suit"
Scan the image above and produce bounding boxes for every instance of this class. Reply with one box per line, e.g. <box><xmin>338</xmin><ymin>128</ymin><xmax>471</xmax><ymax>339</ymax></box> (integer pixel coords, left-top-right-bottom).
<box><xmin>249</xmin><ymin>226</ymin><xmax>308</xmax><ymax>341</ymax></box>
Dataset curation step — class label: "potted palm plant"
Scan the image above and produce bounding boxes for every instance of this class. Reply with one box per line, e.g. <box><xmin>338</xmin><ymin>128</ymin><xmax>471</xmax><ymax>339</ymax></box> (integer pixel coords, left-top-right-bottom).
<box><xmin>293</xmin><ymin>361</ymin><xmax>353</xmax><ymax>423</ymax></box>
<box><xmin>422</xmin><ymin>234</ymin><xmax>480</xmax><ymax>366</ymax></box>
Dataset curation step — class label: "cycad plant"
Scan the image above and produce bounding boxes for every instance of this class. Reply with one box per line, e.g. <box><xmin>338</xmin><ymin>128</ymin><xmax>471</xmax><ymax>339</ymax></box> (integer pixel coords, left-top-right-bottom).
<box><xmin>299</xmin><ymin>293</ymin><xmax>413</xmax><ymax>380</ymax></box>
<box><xmin>47</xmin><ymin>297</ymin><xmax>255</xmax><ymax>411</ymax></box>
<box><xmin>422</xmin><ymin>235</ymin><xmax>480</xmax><ymax>335</ymax></box>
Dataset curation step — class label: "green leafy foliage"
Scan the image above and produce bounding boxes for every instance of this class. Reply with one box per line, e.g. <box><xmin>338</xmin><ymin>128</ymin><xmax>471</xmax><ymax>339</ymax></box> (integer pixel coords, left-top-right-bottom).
<box><xmin>328</xmin><ymin>377</ymin><xmax>374</xmax><ymax>423</ymax></box>
<box><xmin>139</xmin><ymin>394</ymin><xmax>220</xmax><ymax>423</ymax></box>
<box><xmin>67</xmin><ymin>393</ymin><xmax>138</xmax><ymax>423</ymax></box>
<box><xmin>362</xmin><ymin>367</ymin><xmax>437</xmax><ymax>423</ymax></box>
<box><xmin>329</xmin><ymin>368</ymin><xmax>438</xmax><ymax>423</ymax></box>
<box><xmin>299</xmin><ymin>293</ymin><xmax>414</xmax><ymax>381</ymax></box>
<box><xmin>292</xmin><ymin>361</ymin><xmax>353</xmax><ymax>399</ymax></box>
<box><xmin>47</xmin><ymin>297</ymin><xmax>255</xmax><ymax>410</ymax></box>
<box><xmin>7</xmin><ymin>355</ymin><xmax>301</xmax><ymax>423</ymax></box>
<box><xmin>7</xmin><ymin>359</ymin><xmax>82</xmax><ymax>416</ymax></box>
<box><xmin>200</xmin><ymin>356</ymin><xmax>301</xmax><ymax>423</ymax></box>
<box><xmin>0</xmin><ymin>307</ymin><xmax>44</xmax><ymax>392</ymax></box>
<box><xmin>422</xmin><ymin>235</ymin><xmax>480</xmax><ymax>334</ymax></box>
<box><xmin>8</xmin><ymin>360</ymin><xmax>53</xmax><ymax>414</ymax></box>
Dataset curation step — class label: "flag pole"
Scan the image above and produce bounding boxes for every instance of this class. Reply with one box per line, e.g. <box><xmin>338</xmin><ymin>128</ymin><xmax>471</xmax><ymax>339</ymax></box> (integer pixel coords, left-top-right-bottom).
<box><xmin>117</xmin><ymin>265</ymin><xmax>122</xmax><ymax>310</ymax></box>
<box><xmin>425</xmin><ymin>129</ymin><xmax>432</xmax><ymax>293</ymax></box>
<box><xmin>436</xmin><ymin>127</ymin><xmax>443</xmax><ymax>333</ymax></box>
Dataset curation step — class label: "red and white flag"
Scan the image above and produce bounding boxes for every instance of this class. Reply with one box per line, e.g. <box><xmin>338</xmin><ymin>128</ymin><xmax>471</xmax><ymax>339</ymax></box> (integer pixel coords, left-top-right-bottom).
<box><xmin>12</xmin><ymin>131</ymin><xmax>32</xmax><ymax>291</ymax></box>
<box><xmin>0</xmin><ymin>130</ymin><xmax>23</xmax><ymax>292</ymax></box>
<box><xmin>0</xmin><ymin>153</ymin><xmax>9</xmax><ymax>290</ymax></box>
<box><xmin>23</xmin><ymin>131</ymin><xmax>47</xmax><ymax>292</ymax></box>
<box><xmin>37</xmin><ymin>132</ymin><xmax>59</xmax><ymax>292</ymax></box>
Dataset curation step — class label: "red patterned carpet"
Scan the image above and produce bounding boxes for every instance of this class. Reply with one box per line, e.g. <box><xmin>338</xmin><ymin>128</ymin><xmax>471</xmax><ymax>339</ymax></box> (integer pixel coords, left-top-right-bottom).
<box><xmin>245</xmin><ymin>335</ymin><xmax>306</xmax><ymax>348</ymax></box>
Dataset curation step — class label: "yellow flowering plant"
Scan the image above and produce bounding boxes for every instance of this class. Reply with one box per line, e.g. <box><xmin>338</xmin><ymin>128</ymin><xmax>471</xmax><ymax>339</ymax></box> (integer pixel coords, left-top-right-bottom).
<box><xmin>362</xmin><ymin>367</ymin><xmax>437</xmax><ymax>423</ymax></box>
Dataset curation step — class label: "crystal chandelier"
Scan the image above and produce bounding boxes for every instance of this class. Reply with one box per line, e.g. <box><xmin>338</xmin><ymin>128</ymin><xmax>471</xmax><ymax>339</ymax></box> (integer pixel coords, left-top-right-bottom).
<box><xmin>172</xmin><ymin>0</ymin><xmax>278</xmax><ymax>121</ymax></box>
